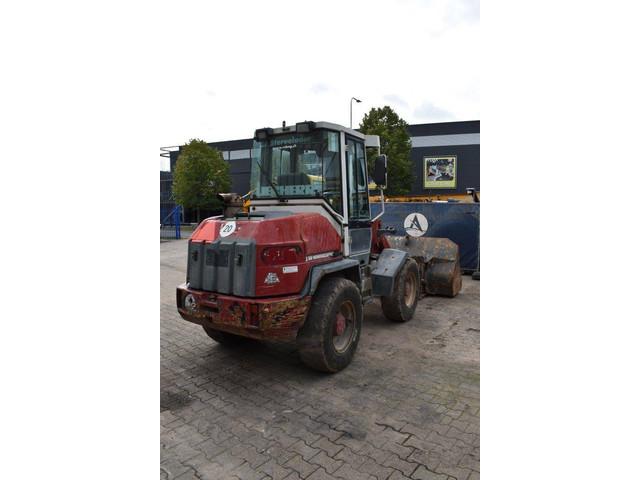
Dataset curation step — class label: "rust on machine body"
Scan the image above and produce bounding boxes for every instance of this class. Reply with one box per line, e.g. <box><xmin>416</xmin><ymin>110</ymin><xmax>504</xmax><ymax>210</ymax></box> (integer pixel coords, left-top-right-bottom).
<box><xmin>385</xmin><ymin>236</ymin><xmax>462</xmax><ymax>297</ymax></box>
<box><xmin>176</xmin><ymin>283</ymin><xmax>311</xmax><ymax>342</ymax></box>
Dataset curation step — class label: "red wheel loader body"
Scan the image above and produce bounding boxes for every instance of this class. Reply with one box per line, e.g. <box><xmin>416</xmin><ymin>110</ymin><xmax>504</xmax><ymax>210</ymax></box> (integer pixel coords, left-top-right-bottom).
<box><xmin>177</xmin><ymin>121</ymin><xmax>462</xmax><ymax>371</ymax></box>
<box><xmin>177</xmin><ymin>212</ymin><xmax>343</xmax><ymax>341</ymax></box>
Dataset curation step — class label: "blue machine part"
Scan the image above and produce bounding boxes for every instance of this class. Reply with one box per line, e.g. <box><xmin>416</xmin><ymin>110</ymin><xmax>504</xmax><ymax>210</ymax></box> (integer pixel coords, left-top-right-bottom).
<box><xmin>371</xmin><ymin>202</ymin><xmax>480</xmax><ymax>272</ymax></box>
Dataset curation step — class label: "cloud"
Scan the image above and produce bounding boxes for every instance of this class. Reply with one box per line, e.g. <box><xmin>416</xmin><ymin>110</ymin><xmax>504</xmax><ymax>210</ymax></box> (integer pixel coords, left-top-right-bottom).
<box><xmin>445</xmin><ymin>0</ymin><xmax>479</xmax><ymax>25</ymax></box>
<box><xmin>413</xmin><ymin>101</ymin><xmax>455</xmax><ymax>121</ymax></box>
<box><xmin>394</xmin><ymin>0</ymin><xmax>478</xmax><ymax>27</ymax></box>
<box><xmin>383</xmin><ymin>94</ymin><xmax>409</xmax><ymax>109</ymax></box>
<box><xmin>309</xmin><ymin>83</ymin><xmax>331</xmax><ymax>94</ymax></box>
<box><xmin>159</xmin><ymin>1</ymin><xmax>479</xmax><ymax>147</ymax></box>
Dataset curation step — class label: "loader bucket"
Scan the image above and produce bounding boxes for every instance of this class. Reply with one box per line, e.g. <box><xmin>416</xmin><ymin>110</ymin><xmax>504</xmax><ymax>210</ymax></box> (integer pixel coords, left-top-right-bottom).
<box><xmin>386</xmin><ymin>236</ymin><xmax>462</xmax><ymax>297</ymax></box>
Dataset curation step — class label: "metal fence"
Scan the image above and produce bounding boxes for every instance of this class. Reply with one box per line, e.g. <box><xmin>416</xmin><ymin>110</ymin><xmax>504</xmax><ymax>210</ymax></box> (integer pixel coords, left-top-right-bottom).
<box><xmin>160</xmin><ymin>172</ymin><xmax>182</xmax><ymax>240</ymax></box>
<box><xmin>160</xmin><ymin>204</ymin><xmax>183</xmax><ymax>240</ymax></box>
<box><xmin>160</xmin><ymin>173</ymin><xmax>175</xmax><ymax>219</ymax></box>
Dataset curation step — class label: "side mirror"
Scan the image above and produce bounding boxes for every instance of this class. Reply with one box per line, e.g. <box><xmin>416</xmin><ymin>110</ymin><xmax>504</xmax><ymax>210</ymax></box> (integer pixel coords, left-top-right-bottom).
<box><xmin>373</xmin><ymin>155</ymin><xmax>387</xmax><ymax>188</ymax></box>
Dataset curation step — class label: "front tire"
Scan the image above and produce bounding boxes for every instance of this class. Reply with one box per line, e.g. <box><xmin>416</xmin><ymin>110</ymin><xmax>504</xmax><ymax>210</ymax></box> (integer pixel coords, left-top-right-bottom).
<box><xmin>381</xmin><ymin>258</ymin><xmax>420</xmax><ymax>323</ymax></box>
<box><xmin>297</xmin><ymin>277</ymin><xmax>363</xmax><ymax>373</ymax></box>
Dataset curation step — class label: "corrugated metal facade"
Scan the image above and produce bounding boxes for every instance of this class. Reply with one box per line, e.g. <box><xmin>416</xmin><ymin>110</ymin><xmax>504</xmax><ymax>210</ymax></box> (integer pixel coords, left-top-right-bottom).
<box><xmin>164</xmin><ymin>120</ymin><xmax>480</xmax><ymax>207</ymax></box>
<box><xmin>406</xmin><ymin>120</ymin><xmax>480</xmax><ymax>197</ymax></box>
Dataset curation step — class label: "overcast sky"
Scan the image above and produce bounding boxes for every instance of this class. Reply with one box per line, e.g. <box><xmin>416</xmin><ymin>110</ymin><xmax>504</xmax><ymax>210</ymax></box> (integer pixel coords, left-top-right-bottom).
<box><xmin>160</xmin><ymin>0</ymin><xmax>479</xmax><ymax>170</ymax></box>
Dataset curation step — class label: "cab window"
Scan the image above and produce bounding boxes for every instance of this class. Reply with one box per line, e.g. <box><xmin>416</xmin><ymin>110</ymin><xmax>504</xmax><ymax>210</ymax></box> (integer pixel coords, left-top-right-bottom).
<box><xmin>346</xmin><ymin>138</ymin><xmax>370</xmax><ymax>221</ymax></box>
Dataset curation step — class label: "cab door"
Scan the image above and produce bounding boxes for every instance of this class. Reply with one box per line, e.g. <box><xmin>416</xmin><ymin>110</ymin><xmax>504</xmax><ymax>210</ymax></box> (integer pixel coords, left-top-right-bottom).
<box><xmin>345</xmin><ymin>136</ymin><xmax>371</xmax><ymax>264</ymax></box>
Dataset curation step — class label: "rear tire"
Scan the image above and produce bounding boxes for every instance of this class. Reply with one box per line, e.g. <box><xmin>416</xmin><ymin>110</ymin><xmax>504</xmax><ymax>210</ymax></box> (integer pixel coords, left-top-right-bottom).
<box><xmin>202</xmin><ymin>326</ymin><xmax>247</xmax><ymax>346</ymax></box>
<box><xmin>381</xmin><ymin>258</ymin><xmax>420</xmax><ymax>323</ymax></box>
<box><xmin>297</xmin><ymin>277</ymin><xmax>362</xmax><ymax>373</ymax></box>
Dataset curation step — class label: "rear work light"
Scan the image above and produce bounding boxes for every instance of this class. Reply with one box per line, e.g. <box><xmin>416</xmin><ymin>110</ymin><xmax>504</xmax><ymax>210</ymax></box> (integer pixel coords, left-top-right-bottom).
<box><xmin>261</xmin><ymin>246</ymin><xmax>303</xmax><ymax>265</ymax></box>
<box><xmin>254</xmin><ymin>128</ymin><xmax>273</xmax><ymax>140</ymax></box>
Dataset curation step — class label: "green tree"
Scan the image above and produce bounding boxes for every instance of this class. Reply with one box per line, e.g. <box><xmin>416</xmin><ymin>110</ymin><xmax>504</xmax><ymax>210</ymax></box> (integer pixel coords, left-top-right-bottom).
<box><xmin>172</xmin><ymin>139</ymin><xmax>231</xmax><ymax>222</ymax></box>
<box><xmin>359</xmin><ymin>106</ymin><xmax>414</xmax><ymax>196</ymax></box>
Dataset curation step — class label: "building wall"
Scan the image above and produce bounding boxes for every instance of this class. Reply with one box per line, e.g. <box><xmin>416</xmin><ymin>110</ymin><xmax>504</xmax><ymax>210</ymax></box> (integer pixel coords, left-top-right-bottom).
<box><xmin>162</xmin><ymin>121</ymin><xmax>480</xmax><ymax>220</ymax></box>
<box><xmin>409</xmin><ymin>144</ymin><xmax>480</xmax><ymax>196</ymax></box>
<box><xmin>406</xmin><ymin>120</ymin><xmax>480</xmax><ymax>198</ymax></box>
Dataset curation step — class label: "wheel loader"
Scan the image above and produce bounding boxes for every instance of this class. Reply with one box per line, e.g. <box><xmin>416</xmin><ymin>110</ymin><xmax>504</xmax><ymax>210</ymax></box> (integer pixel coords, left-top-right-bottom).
<box><xmin>176</xmin><ymin>121</ymin><xmax>461</xmax><ymax>372</ymax></box>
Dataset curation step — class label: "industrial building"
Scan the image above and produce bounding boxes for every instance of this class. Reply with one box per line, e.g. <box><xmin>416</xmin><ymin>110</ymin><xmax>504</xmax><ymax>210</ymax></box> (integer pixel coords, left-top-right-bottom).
<box><xmin>161</xmin><ymin>120</ymin><xmax>479</xmax><ymax>223</ymax></box>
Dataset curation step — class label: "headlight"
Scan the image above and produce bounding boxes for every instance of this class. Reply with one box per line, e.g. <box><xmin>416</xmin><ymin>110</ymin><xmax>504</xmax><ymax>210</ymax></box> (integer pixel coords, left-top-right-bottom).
<box><xmin>184</xmin><ymin>294</ymin><xmax>197</xmax><ymax>311</ymax></box>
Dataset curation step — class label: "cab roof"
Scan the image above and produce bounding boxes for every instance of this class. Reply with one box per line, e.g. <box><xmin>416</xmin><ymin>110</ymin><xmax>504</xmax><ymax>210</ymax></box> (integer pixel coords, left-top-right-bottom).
<box><xmin>255</xmin><ymin>121</ymin><xmax>365</xmax><ymax>141</ymax></box>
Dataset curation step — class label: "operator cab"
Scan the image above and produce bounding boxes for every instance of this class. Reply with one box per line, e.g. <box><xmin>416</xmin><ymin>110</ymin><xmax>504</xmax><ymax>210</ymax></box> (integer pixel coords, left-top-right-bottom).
<box><xmin>250</xmin><ymin>121</ymin><xmax>386</xmax><ymax>263</ymax></box>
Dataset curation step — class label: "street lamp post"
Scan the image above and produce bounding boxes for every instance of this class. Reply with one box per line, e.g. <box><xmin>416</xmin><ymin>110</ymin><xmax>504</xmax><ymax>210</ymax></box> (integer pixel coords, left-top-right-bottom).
<box><xmin>350</xmin><ymin>97</ymin><xmax>362</xmax><ymax>128</ymax></box>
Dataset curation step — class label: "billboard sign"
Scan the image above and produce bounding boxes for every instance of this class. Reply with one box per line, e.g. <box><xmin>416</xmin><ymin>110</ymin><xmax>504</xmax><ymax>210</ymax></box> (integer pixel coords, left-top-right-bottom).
<box><xmin>424</xmin><ymin>155</ymin><xmax>457</xmax><ymax>189</ymax></box>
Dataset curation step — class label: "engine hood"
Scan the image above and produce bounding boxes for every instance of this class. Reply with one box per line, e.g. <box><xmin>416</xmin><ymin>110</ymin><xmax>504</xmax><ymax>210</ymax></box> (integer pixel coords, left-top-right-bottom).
<box><xmin>187</xmin><ymin>212</ymin><xmax>341</xmax><ymax>297</ymax></box>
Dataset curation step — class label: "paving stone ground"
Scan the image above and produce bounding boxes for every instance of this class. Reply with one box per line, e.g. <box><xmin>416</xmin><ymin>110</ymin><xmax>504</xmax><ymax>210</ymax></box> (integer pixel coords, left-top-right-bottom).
<box><xmin>161</xmin><ymin>239</ymin><xmax>479</xmax><ymax>480</ymax></box>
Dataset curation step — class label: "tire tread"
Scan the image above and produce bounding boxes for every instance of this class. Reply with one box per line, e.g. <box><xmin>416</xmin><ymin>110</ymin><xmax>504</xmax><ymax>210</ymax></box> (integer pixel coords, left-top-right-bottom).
<box><xmin>297</xmin><ymin>277</ymin><xmax>362</xmax><ymax>372</ymax></box>
<box><xmin>381</xmin><ymin>258</ymin><xmax>420</xmax><ymax>323</ymax></box>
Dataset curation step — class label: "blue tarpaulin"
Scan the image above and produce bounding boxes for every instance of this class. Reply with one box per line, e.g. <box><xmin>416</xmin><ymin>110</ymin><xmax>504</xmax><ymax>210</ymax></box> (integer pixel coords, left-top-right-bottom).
<box><xmin>371</xmin><ymin>202</ymin><xmax>480</xmax><ymax>272</ymax></box>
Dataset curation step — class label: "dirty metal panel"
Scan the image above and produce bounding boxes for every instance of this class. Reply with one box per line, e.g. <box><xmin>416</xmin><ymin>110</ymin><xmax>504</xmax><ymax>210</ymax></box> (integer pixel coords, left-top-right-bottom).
<box><xmin>306</xmin><ymin>258</ymin><xmax>360</xmax><ymax>295</ymax></box>
<box><xmin>202</xmin><ymin>242</ymin><xmax>218</xmax><ymax>292</ymax></box>
<box><xmin>349</xmin><ymin>227</ymin><xmax>372</xmax><ymax>265</ymax></box>
<box><xmin>188</xmin><ymin>237</ymin><xmax>257</xmax><ymax>296</ymax></box>
<box><xmin>425</xmin><ymin>257</ymin><xmax>462</xmax><ymax>297</ymax></box>
<box><xmin>232</xmin><ymin>238</ymin><xmax>256</xmax><ymax>297</ymax></box>
<box><xmin>259</xmin><ymin>297</ymin><xmax>311</xmax><ymax>342</ymax></box>
<box><xmin>176</xmin><ymin>284</ymin><xmax>311</xmax><ymax>343</ymax></box>
<box><xmin>187</xmin><ymin>240</ymin><xmax>205</xmax><ymax>289</ymax></box>
<box><xmin>386</xmin><ymin>236</ymin><xmax>462</xmax><ymax>297</ymax></box>
<box><xmin>371</xmin><ymin>202</ymin><xmax>479</xmax><ymax>271</ymax></box>
<box><xmin>371</xmin><ymin>248</ymin><xmax>408</xmax><ymax>296</ymax></box>
<box><xmin>215</xmin><ymin>240</ymin><xmax>234</xmax><ymax>294</ymax></box>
